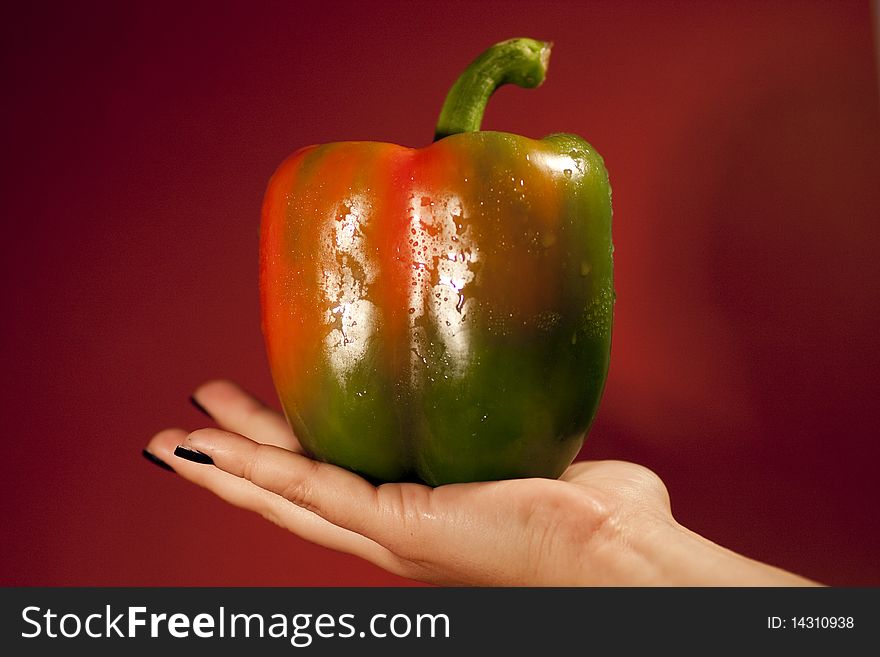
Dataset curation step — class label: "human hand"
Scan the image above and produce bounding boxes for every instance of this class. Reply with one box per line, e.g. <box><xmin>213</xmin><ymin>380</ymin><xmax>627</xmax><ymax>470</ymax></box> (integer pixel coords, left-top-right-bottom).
<box><xmin>144</xmin><ymin>380</ymin><xmax>818</xmax><ymax>586</ymax></box>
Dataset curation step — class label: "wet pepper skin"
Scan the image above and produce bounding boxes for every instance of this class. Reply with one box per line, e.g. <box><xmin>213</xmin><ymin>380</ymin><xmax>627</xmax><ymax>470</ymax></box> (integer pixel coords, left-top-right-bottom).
<box><xmin>260</xmin><ymin>40</ymin><xmax>613</xmax><ymax>486</ymax></box>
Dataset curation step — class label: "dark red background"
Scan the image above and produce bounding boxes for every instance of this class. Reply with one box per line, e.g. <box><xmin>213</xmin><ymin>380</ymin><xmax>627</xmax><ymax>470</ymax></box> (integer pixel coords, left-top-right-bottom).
<box><xmin>2</xmin><ymin>1</ymin><xmax>878</xmax><ymax>586</ymax></box>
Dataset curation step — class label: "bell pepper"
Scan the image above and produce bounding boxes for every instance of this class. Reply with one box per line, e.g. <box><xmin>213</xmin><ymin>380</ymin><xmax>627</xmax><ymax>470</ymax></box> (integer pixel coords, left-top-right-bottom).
<box><xmin>260</xmin><ymin>38</ymin><xmax>613</xmax><ymax>486</ymax></box>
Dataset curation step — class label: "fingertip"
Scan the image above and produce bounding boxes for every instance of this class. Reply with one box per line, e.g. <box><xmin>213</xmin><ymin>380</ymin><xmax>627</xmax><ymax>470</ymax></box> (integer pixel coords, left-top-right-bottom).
<box><xmin>147</xmin><ymin>427</ymin><xmax>188</xmax><ymax>456</ymax></box>
<box><xmin>189</xmin><ymin>394</ymin><xmax>213</xmax><ymax>419</ymax></box>
<box><xmin>144</xmin><ymin>427</ymin><xmax>189</xmax><ymax>474</ymax></box>
<box><xmin>193</xmin><ymin>378</ymin><xmax>241</xmax><ymax>403</ymax></box>
<box><xmin>142</xmin><ymin>448</ymin><xmax>176</xmax><ymax>473</ymax></box>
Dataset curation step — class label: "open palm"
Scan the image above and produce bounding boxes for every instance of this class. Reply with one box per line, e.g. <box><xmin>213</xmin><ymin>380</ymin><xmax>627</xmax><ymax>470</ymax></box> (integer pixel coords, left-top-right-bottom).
<box><xmin>146</xmin><ymin>380</ymin><xmax>815</xmax><ymax>587</ymax></box>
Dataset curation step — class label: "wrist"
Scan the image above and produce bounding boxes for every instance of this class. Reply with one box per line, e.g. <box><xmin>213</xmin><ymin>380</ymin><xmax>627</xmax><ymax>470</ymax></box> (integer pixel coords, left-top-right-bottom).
<box><xmin>582</xmin><ymin>513</ymin><xmax>820</xmax><ymax>586</ymax></box>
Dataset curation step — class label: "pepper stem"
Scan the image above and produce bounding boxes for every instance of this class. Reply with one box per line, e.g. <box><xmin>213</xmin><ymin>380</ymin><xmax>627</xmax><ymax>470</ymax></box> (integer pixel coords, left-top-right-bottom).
<box><xmin>433</xmin><ymin>38</ymin><xmax>552</xmax><ymax>142</ymax></box>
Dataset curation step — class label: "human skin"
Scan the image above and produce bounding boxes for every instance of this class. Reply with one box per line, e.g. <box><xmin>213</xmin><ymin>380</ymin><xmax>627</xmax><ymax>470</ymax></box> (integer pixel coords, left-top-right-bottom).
<box><xmin>144</xmin><ymin>380</ymin><xmax>819</xmax><ymax>586</ymax></box>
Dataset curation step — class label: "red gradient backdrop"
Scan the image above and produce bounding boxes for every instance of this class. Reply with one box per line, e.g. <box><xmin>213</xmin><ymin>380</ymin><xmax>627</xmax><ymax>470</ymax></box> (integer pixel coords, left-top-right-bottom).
<box><xmin>2</xmin><ymin>1</ymin><xmax>878</xmax><ymax>586</ymax></box>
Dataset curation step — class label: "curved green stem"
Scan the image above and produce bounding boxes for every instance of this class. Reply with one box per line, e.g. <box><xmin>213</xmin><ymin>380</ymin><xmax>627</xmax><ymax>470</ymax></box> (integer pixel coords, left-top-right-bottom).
<box><xmin>433</xmin><ymin>38</ymin><xmax>552</xmax><ymax>142</ymax></box>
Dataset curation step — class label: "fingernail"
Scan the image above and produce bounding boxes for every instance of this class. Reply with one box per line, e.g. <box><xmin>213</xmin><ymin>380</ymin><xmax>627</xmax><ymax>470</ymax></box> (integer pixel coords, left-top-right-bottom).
<box><xmin>174</xmin><ymin>445</ymin><xmax>214</xmax><ymax>465</ymax></box>
<box><xmin>189</xmin><ymin>395</ymin><xmax>213</xmax><ymax>419</ymax></box>
<box><xmin>142</xmin><ymin>449</ymin><xmax>175</xmax><ymax>473</ymax></box>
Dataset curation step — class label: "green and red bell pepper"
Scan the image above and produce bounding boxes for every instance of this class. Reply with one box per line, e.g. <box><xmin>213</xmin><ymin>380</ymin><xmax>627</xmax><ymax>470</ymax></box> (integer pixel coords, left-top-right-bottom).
<box><xmin>259</xmin><ymin>38</ymin><xmax>614</xmax><ymax>486</ymax></box>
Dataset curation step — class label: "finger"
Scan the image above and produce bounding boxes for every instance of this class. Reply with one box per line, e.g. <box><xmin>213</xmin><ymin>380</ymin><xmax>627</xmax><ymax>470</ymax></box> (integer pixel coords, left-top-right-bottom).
<box><xmin>191</xmin><ymin>379</ymin><xmax>302</xmax><ymax>452</ymax></box>
<box><xmin>146</xmin><ymin>428</ymin><xmax>401</xmax><ymax>571</ymax></box>
<box><xmin>182</xmin><ymin>427</ymin><xmax>395</xmax><ymax>545</ymax></box>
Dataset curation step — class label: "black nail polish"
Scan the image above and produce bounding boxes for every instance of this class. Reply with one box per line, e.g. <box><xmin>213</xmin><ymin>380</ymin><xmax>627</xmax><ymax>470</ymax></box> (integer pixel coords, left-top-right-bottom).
<box><xmin>142</xmin><ymin>449</ymin><xmax>175</xmax><ymax>473</ymax></box>
<box><xmin>189</xmin><ymin>395</ymin><xmax>212</xmax><ymax>420</ymax></box>
<box><xmin>174</xmin><ymin>445</ymin><xmax>214</xmax><ymax>465</ymax></box>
